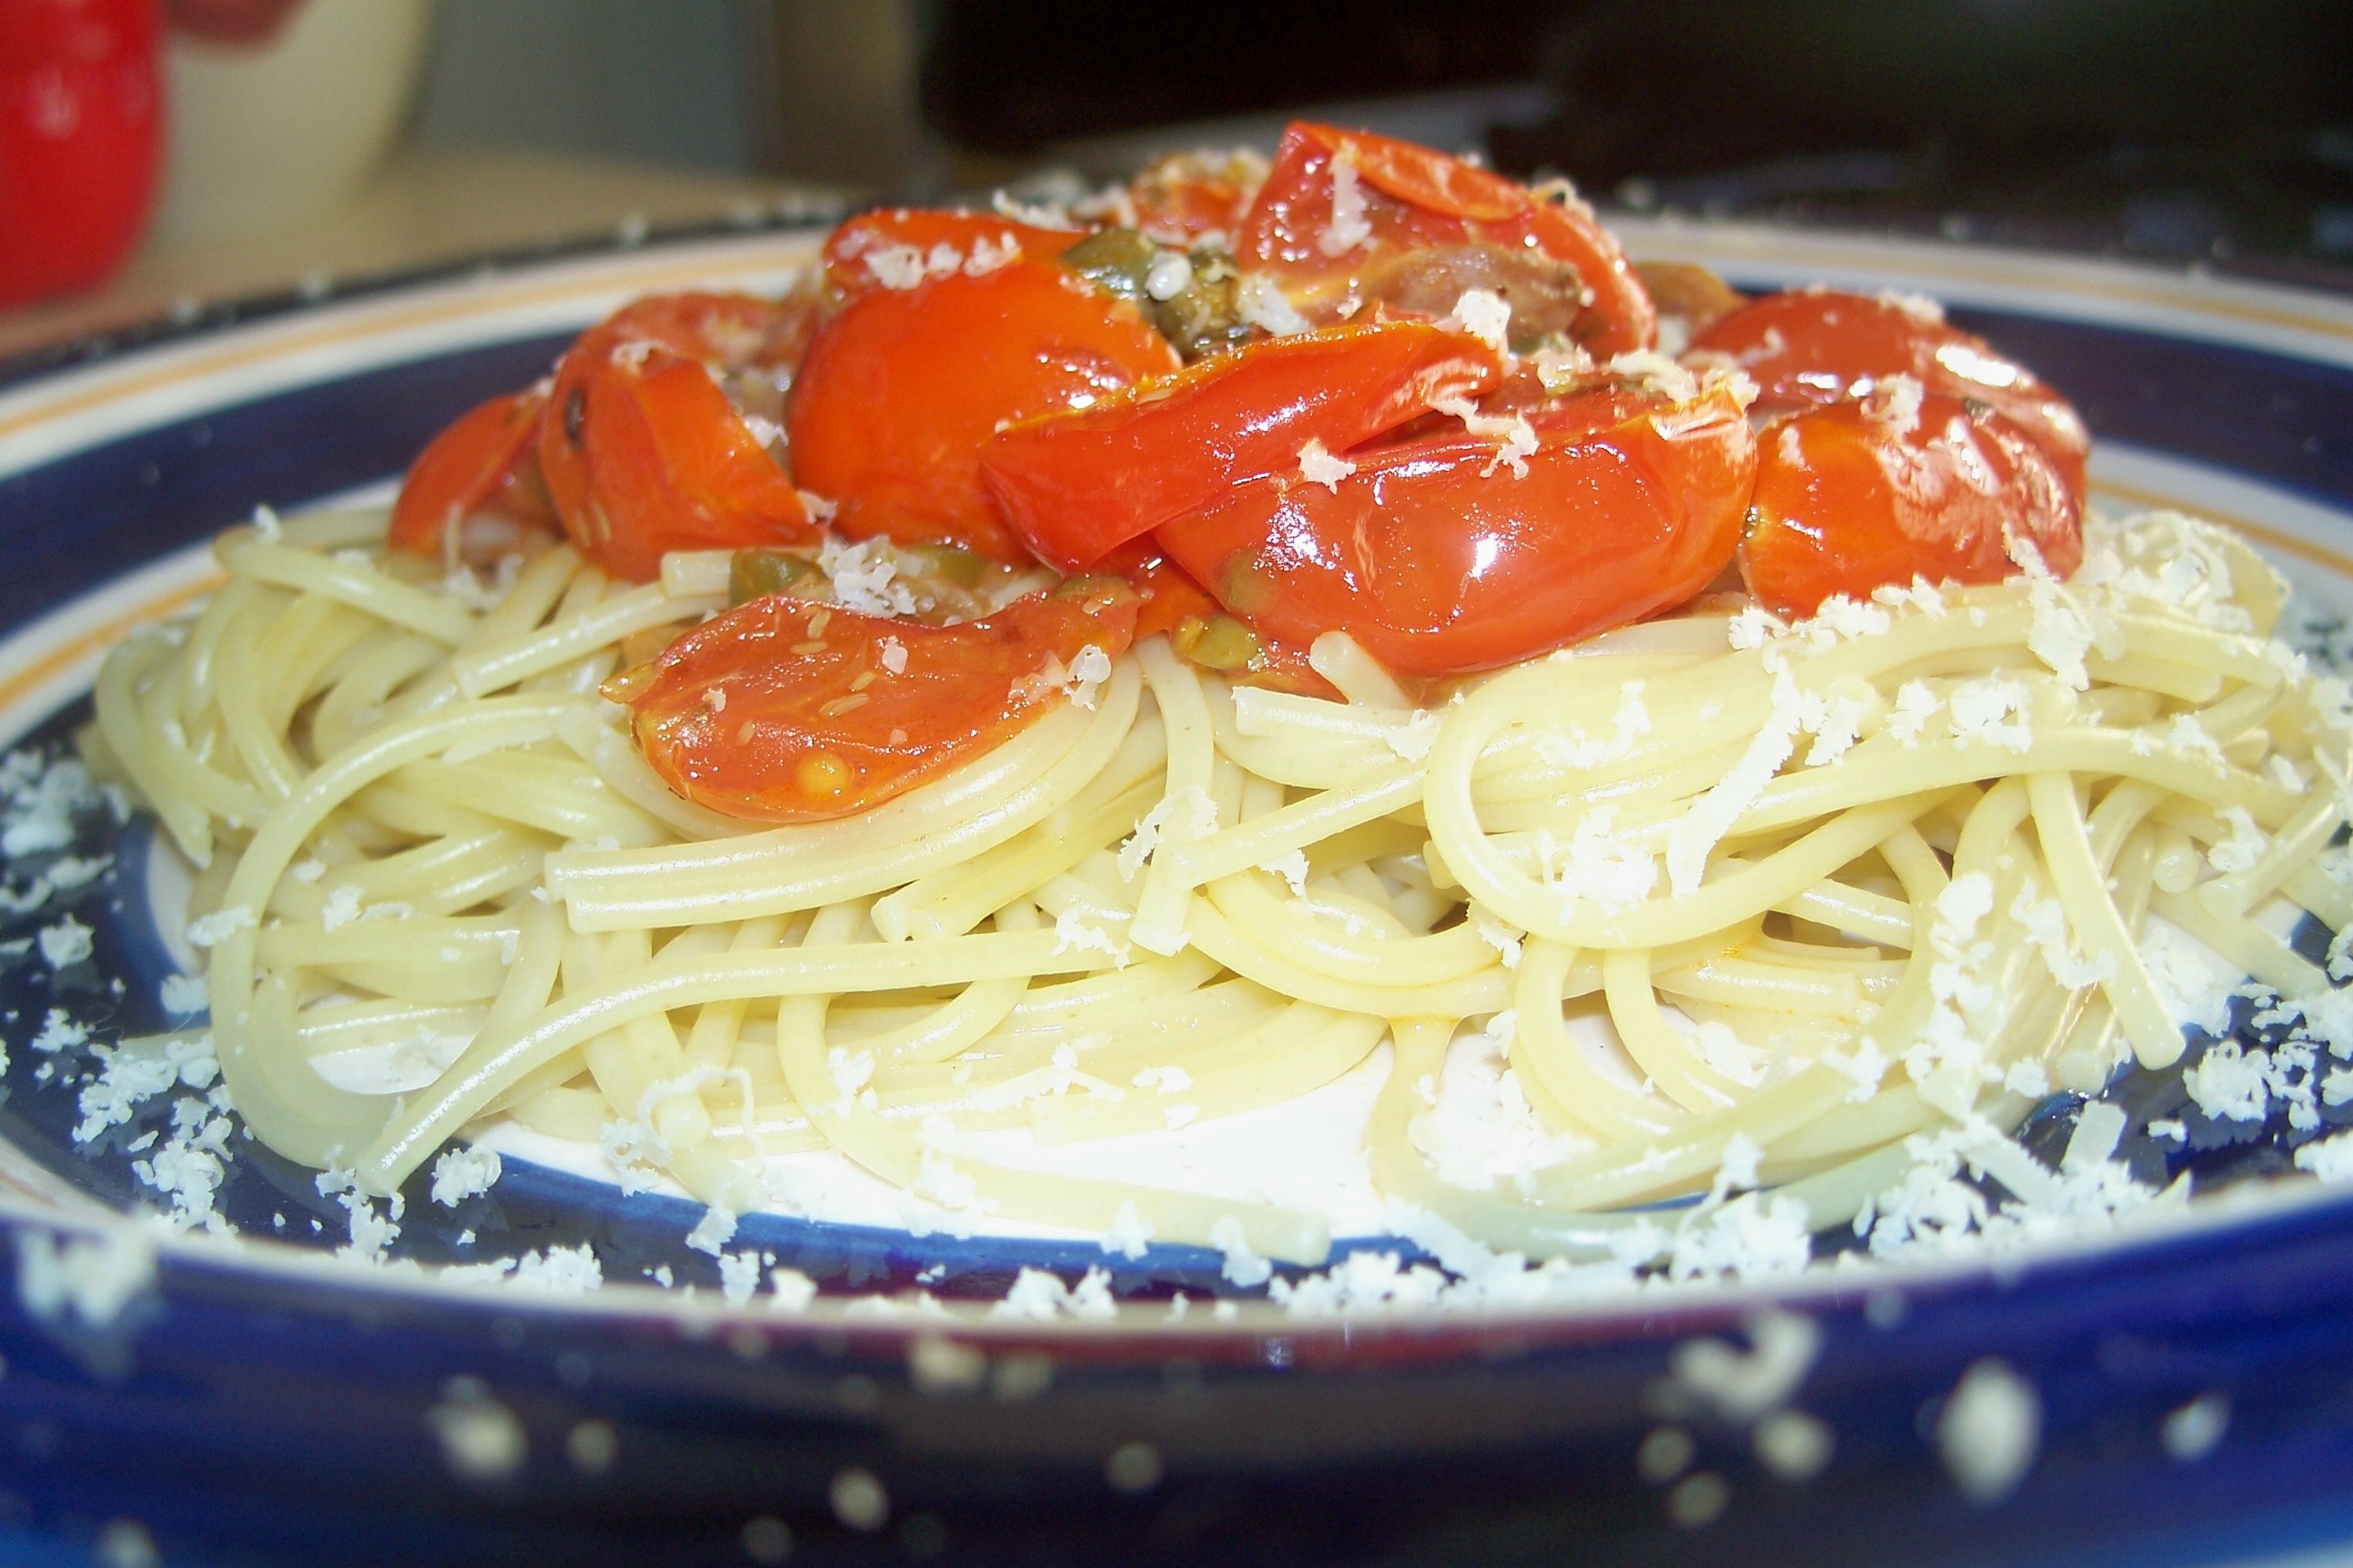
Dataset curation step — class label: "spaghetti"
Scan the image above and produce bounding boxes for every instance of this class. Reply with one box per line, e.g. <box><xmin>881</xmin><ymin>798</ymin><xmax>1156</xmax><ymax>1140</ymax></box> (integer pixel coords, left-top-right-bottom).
<box><xmin>84</xmin><ymin>499</ymin><xmax>2353</xmax><ymax>1271</ymax></box>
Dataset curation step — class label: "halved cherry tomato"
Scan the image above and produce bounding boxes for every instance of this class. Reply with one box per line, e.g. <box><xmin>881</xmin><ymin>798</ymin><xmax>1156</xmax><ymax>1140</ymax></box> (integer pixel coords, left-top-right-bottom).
<box><xmin>1742</xmin><ymin>392</ymin><xmax>2082</xmax><ymax>618</ymax></box>
<box><xmin>1690</xmin><ymin>290</ymin><xmax>2089</xmax><ymax>486</ymax></box>
<box><xmin>617</xmin><ymin>579</ymin><xmax>1140</xmax><ymax>822</ymax></box>
<box><xmin>1127</xmin><ymin>150</ymin><xmax>1266</xmax><ymax>245</ymax></box>
<box><xmin>1634</xmin><ymin>261</ymin><xmax>1747</xmax><ymax>338</ymax></box>
<box><xmin>1097</xmin><ymin>539</ymin><xmax>1217</xmax><ymax>640</ymax></box>
<box><xmin>1153</xmin><ymin>383</ymin><xmax>1756</xmax><ymax>677</ymax></box>
<box><xmin>540</xmin><ymin>292</ymin><xmax>816</xmax><ymax>583</ymax></box>
<box><xmin>822</xmin><ymin>208</ymin><xmax>1081</xmax><ymax>299</ymax></box>
<box><xmin>785</xmin><ymin>259</ymin><xmax>1180</xmax><ymax>564</ymax></box>
<box><xmin>979</xmin><ymin>321</ymin><xmax>1502</xmax><ymax>571</ymax></box>
<box><xmin>1232</xmin><ymin>122</ymin><xmax>1657</xmax><ymax>358</ymax></box>
<box><xmin>388</xmin><ymin>387</ymin><xmax>555</xmax><ymax>560</ymax></box>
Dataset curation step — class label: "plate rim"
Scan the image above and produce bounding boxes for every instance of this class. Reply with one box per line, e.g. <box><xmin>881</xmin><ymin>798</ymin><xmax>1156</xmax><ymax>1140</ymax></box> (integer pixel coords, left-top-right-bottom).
<box><xmin>3</xmin><ymin>220</ymin><xmax>2352</xmax><ymax>1338</ymax></box>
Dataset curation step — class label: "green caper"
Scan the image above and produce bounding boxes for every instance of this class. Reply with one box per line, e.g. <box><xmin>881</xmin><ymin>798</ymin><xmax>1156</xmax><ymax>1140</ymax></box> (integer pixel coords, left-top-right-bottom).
<box><xmin>1173</xmin><ymin>613</ymin><xmax>1261</xmax><ymax>672</ymax></box>
<box><xmin>729</xmin><ymin>548</ymin><xmax>824</xmax><ymax>606</ymax></box>
<box><xmin>1064</xmin><ymin>228</ymin><xmax>1258</xmax><ymax>362</ymax></box>
<box><xmin>1061</xmin><ymin>228</ymin><xmax>1160</xmax><ymax>306</ymax></box>
<box><xmin>892</xmin><ymin>541</ymin><xmax>989</xmax><ymax>590</ymax></box>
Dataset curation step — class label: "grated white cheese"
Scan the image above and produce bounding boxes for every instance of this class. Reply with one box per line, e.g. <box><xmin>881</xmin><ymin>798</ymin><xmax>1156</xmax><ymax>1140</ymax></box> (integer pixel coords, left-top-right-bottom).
<box><xmin>1098</xmin><ymin>1201</ymin><xmax>1154</xmax><ymax>1260</ymax></box>
<box><xmin>1143</xmin><ymin>250</ymin><xmax>1193</xmax><ymax>300</ymax></box>
<box><xmin>2009</xmin><ymin>889</ymin><xmax>2115</xmax><ymax>989</ymax></box>
<box><xmin>2184</xmin><ymin>1040</ymin><xmax>2270</xmax><ymax>1123</ymax></box>
<box><xmin>2206</xmin><ymin>807</ymin><xmax>2266</xmax><ymax>875</ymax></box>
<box><xmin>992</xmin><ymin>1264</ymin><xmax>1119</xmax><ymax>1321</ymax></box>
<box><xmin>1937</xmin><ymin>1359</ymin><xmax>2041</xmax><ymax>1504</ymax></box>
<box><xmin>318</xmin><ymin>885</ymin><xmax>364</xmax><ymax>931</ymax></box>
<box><xmin>1473</xmin><ymin>914</ymin><xmax>1523</xmax><ymax>970</ymax></box>
<box><xmin>1295</xmin><ymin>438</ymin><xmax>1356</xmax><ymax>491</ymax></box>
<box><xmin>1665</xmin><ymin>1193</ymin><xmax>1813</xmax><ymax>1281</ymax></box>
<box><xmin>159</xmin><ymin>974</ymin><xmax>209</xmax><ymax>1015</ymax></box>
<box><xmin>1538</xmin><ymin>807</ymin><xmax>1660</xmax><ymax>912</ymax></box>
<box><xmin>1206</xmin><ymin>1215</ymin><xmax>1274</xmax><ymax>1287</ymax></box>
<box><xmin>16</xmin><ymin>1226</ymin><xmax>156</xmax><ymax>1327</ymax></box>
<box><xmin>1234</xmin><ymin>274</ymin><xmax>1311</xmax><ymax>337</ymax></box>
<box><xmin>2295</xmin><ymin>1130</ymin><xmax>2353</xmax><ymax>1182</ymax></box>
<box><xmin>1946</xmin><ymin>677</ymin><xmax>2035</xmax><ymax>753</ymax></box>
<box><xmin>817</xmin><ymin>534</ymin><xmax>920</xmax><ymax>617</ymax></box>
<box><xmin>430</xmin><ymin>1146</ymin><xmax>504</xmax><ymax>1207</ymax></box>
<box><xmin>185</xmin><ymin>906</ymin><xmax>256</xmax><ymax>948</ymax></box>
<box><xmin>37</xmin><ymin>916</ymin><xmax>90</xmax><ymax>968</ymax></box>
<box><xmin>1051</xmin><ymin>907</ymin><xmax>1131</xmax><ymax>966</ymax></box>
<box><xmin>1861</xmin><ymin>372</ymin><xmax>1925</xmax><ymax>438</ymax></box>
<box><xmin>1444</xmin><ymin>288</ymin><xmax>1512</xmax><ymax>356</ymax></box>
<box><xmin>1318</xmin><ymin>149</ymin><xmax>1373</xmax><ymax>255</ymax></box>
<box><xmin>768</xmin><ymin>1267</ymin><xmax>818</xmax><ymax>1313</ymax></box>
<box><xmin>1259</xmin><ymin>847</ymin><xmax>1310</xmax><ymax>896</ymax></box>
<box><xmin>717</xmin><ymin>1249</ymin><xmax>764</xmax><ymax>1306</ymax></box>
<box><xmin>1878</xmin><ymin>289</ymin><xmax>1946</xmax><ymax>324</ymax></box>
<box><xmin>74</xmin><ymin>1035</ymin><xmax>218</xmax><ymax>1144</ymax></box>
<box><xmin>685</xmin><ymin>1205</ymin><xmax>739</xmax><ymax>1256</ymax></box>
<box><xmin>2160</xmin><ymin>1392</ymin><xmax>2230</xmax><ymax>1462</ymax></box>
<box><xmin>30</xmin><ymin>1007</ymin><xmax>87</xmax><ymax>1054</ymax></box>
<box><xmin>1727</xmin><ymin>603</ymin><xmax>1786</xmax><ymax>650</ymax></box>
<box><xmin>1117</xmin><ymin>785</ymin><xmax>1217</xmax><ymax>881</ymax></box>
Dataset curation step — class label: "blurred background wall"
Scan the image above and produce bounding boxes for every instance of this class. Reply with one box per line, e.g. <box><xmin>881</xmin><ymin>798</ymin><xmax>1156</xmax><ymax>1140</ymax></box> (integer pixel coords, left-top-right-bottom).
<box><xmin>7</xmin><ymin>0</ymin><xmax>2353</xmax><ymax>357</ymax></box>
<box><xmin>400</xmin><ymin>0</ymin><xmax>2353</xmax><ymax>265</ymax></box>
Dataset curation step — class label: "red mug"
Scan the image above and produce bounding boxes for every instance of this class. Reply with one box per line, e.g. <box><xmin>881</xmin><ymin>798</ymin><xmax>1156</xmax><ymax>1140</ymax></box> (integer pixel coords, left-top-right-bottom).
<box><xmin>0</xmin><ymin>0</ymin><xmax>163</xmax><ymax>310</ymax></box>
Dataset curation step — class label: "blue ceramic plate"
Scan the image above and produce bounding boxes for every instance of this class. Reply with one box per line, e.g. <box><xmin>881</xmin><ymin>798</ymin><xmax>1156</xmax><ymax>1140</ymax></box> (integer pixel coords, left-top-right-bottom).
<box><xmin>1</xmin><ymin>224</ymin><xmax>2352</xmax><ymax>1567</ymax></box>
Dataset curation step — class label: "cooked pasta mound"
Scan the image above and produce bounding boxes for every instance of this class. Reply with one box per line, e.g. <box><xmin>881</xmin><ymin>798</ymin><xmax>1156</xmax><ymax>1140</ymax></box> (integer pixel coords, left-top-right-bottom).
<box><xmin>84</xmin><ymin>504</ymin><xmax>2353</xmax><ymax>1270</ymax></box>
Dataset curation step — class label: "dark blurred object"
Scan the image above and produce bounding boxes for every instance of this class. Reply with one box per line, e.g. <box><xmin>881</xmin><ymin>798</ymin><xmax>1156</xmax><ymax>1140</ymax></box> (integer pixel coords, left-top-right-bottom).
<box><xmin>0</xmin><ymin>0</ymin><xmax>161</xmax><ymax>309</ymax></box>
<box><xmin>163</xmin><ymin>0</ymin><xmax>307</xmax><ymax>47</ymax></box>
<box><xmin>917</xmin><ymin>0</ymin><xmax>2353</xmax><ymax>270</ymax></box>
<box><xmin>922</xmin><ymin>0</ymin><xmax>1572</xmax><ymax>153</ymax></box>
<box><xmin>1496</xmin><ymin>0</ymin><xmax>2353</xmax><ymax>265</ymax></box>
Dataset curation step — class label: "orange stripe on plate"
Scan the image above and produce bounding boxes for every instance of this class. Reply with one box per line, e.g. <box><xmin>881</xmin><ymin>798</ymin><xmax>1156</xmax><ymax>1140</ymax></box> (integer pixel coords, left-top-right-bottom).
<box><xmin>0</xmin><ymin>250</ymin><xmax>808</xmax><ymax>445</ymax></box>
<box><xmin>0</xmin><ymin>572</ymin><xmax>227</xmax><ymax>719</ymax></box>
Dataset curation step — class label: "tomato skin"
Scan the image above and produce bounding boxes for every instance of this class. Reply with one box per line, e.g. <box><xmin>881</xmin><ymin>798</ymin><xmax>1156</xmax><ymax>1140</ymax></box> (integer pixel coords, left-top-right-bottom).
<box><xmin>1096</xmin><ymin>539</ymin><xmax>1216</xmax><ymax>640</ymax></box>
<box><xmin>388</xmin><ymin>389</ymin><xmax>552</xmax><ymax>559</ymax></box>
<box><xmin>979</xmin><ymin>321</ymin><xmax>1502</xmax><ymax>572</ymax></box>
<box><xmin>0</xmin><ymin>0</ymin><xmax>160</xmax><ymax>308</ymax></box>
<box><xmin>621</xmin><ymin>582</ymin><xmax>1139</xmax><ymax>822</ymax></box>
<box><xmin>822</xmin><ymin>209</ymin><xmax>1081</xmax><ymax>298</ymax></box>
<box><xmin>1127</xmin><ymin>150</ymin><xmax>1265</xmax><ymax>244</ymax></box>
<box><xmin>1232</xmin><ymin>121</ymin><xmax>1656</xmax><ymax>358</ymax></box>
<box><xmin>785</xmin><ymin>259</ymin><xmax>1181</xmax><ymax>564</ymax></box>
<box><xmin>1154</xmin><ymin>384</ymin><xmax>1756</xmax><ymax>677</ymax></box>
<box><xmin>539</xmin><ymin>293</ymin><xmax>816</xmax><ymax>583</ymax></box>
<box><xmin>1691</xmin><ymin>290</ymin><xmax>2088</xmax><ymax>485</ymax></box>
<box><xmin>1742</xmin><ymin>394</ymin><xmax>2082</xmax><ymax>619</ymax></box>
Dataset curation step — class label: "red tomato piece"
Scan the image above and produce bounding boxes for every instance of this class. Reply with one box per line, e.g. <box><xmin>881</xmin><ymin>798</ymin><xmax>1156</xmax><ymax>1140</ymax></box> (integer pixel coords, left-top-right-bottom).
<box><xmin>1154</xmin><ymin>384</ymin><xmax>1756</xmax><ymax>677</ymax></box>
<box><xmin>574</xmin><ymin>291</ymin><xmax>817</xmax><ymax>380</ymax></box>
<box><xmin>1232</xmin><ymin>122</ymin><xmax>1656</xmax><ymax>359</ymax></box>
<box><xmin>1127</xmin><ymin>150</ymin><xmax>1265</xmax><ymax>245</ymax></box>
<box><xmin>1096</xmin><ymin>539</ymin><xmax>1217</xmax><ymax>640</ymax></box>
<box><xmin>785</xmin><ymin>258</ymin><xmax>1181</xmax><ymax>564</ymax></box>
<box><xmin>620</xmin><ymin>580</ymin><xmax>1140</xmax><ymax>822</ymax></box>
<box><xmin>979</xmin><ymin>321</ymin><xmax>1502</xmax><ymax>571</ymax></box>
<box><xmin>387</xmin><ymin>388</ymin><xmax>552</xmax><ymax>560</ymax></box>
<box><xmin>1742</xmin><ymin>392</ymin><xmax>2082</xmax><ymax>619</ymax></box>
<box><xmin>541</xmin><ymin>347</ymin><xmax>813</xmax><ymax>584</ymax></box>
<box><xmin>822</xmin><ymin>208</ymin><xmax>1081</xmax><ymax>299</ymax></box>
<box><xmin>0</xmin><ymin>0</ymin><xmax>161</xmax><ymax>308</ymax></box>
<box><xmin>539</xmin><ymin>292</ymin><xmax>817</xmax><ymax>582</ymax></box>
<box><xmin>1690</xmin><ymin>290</ymin><xmax>2089</xmax><ymax>486</ymax></box>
